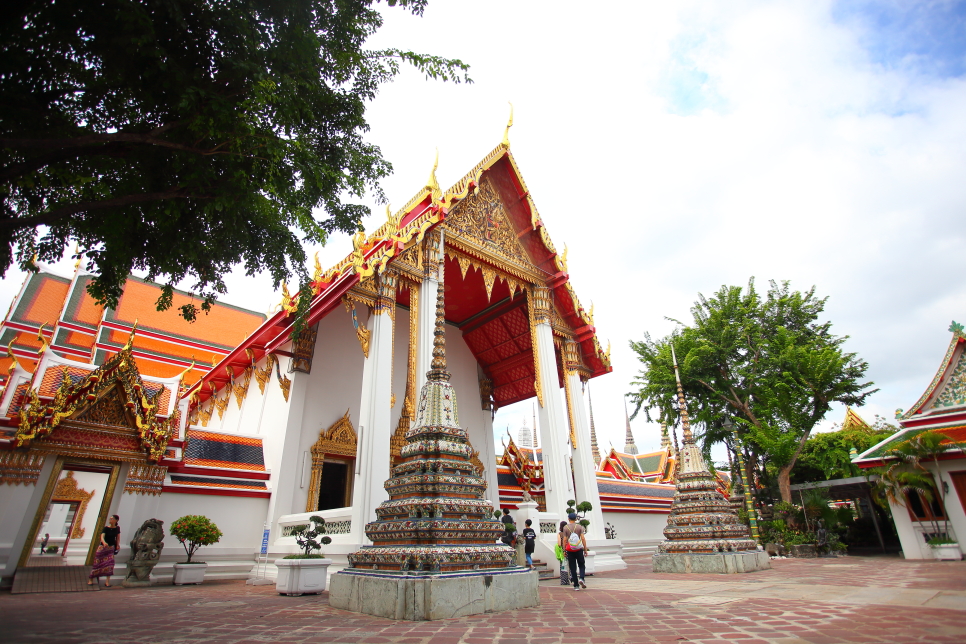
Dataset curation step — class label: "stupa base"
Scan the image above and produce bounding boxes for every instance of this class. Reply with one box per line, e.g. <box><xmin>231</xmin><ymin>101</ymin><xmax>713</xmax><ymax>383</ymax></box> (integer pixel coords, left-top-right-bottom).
<box><xmin>329</xmin><ymin>568</ymin><xmax>539</xmax><ymax>620</ymax></box>
<box><xmin>652</xmin><ymin>550</ymin><xmax>771</xmax><ymax>574</ymax></box>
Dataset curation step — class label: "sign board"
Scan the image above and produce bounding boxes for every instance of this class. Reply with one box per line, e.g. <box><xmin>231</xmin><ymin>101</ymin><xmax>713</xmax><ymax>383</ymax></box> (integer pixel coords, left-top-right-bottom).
<box><xmin>260</xmin><ymin>529</ymin><xmax>270</xmax><ymax>555</ymax></box>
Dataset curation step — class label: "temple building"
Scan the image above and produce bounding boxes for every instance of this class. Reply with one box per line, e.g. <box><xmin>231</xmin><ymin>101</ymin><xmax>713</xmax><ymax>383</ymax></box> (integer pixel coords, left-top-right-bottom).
<box><xmin>0</xmin><ymin>126</ymin><xmax>679</xmax><ymax>586</ymax></box>
<box><xmin>853</xmin><ymin>321</ymin><xmax>966</xmax><ymax>560</ymax></box>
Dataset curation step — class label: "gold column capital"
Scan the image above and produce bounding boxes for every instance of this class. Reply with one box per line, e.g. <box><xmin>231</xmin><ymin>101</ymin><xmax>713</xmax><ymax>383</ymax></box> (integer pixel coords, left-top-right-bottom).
<box><xmin>423</xmin><ymin>230</ymin><xmax>442</xmax><ymax>280</ymax></box>
<box><xmin>530</xmin><ymin>286</ymin><xmax>552</xmax><ymax>325</ymax></box>
<box><xmin>374</xmin><ymin>270</ymin><xmax>398</xmax><ymax>315</ymax></box>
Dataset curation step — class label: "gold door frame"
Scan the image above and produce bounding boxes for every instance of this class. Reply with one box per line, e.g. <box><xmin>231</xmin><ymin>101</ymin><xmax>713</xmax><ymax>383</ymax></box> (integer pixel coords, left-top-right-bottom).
<box><xmin>17</xmin><ymin>456</ymin><xmax>121</xmax><ymax>568</ymax></box>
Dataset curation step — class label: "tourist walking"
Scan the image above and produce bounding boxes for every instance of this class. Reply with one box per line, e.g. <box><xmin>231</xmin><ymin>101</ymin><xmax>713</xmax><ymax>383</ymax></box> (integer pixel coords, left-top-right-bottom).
<box><xmin>88</xmin><ymin>515</ymin><xmax>120</xmax><ymax>587</ymax></box>
<box><xmin>556</xmin><ymin>520</ymin><xmax>570</xmax><ymax>586</ymax></box>
<box><xmin>39</xmin><ymin>533</ymin><xmax>49</xmax><ymax>555</ymax></box>
<box><xmin>563</xmin><ymin>512</ymin><xmax>588</xmax><ymax>590</ymax></box>
<box><xmin>522</xmin><ymin>519</ymin><xmax>536</xmax><ymax>567</ymax></box>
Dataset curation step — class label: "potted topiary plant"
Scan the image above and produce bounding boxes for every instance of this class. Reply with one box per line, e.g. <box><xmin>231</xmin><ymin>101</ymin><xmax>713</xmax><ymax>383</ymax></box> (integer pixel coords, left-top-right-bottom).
<box><xmin>275</xmin><ymin>516</ymin><xmax>333</xmax><ymax>596</ymax></box>
<box><xmin>170</xmin><ymin>515</ymin><xmax>222</xmax><ymax>585</ymax></box>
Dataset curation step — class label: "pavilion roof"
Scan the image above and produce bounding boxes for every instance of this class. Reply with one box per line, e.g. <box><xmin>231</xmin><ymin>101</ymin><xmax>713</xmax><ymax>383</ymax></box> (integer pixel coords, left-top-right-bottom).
<box><xmin>186</xmin><ymin>139</ymin><xmax>611</xmax><ymax>410</ymax></box>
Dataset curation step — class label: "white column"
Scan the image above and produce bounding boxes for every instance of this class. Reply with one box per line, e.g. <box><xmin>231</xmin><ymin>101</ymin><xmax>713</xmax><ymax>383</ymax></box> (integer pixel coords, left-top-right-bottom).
<box><xmin>531</xmin><ymin>287</ymin><xmax>570</xmax><ymax>520</ymax></box>
<box><xmin>564</xmin><ymin>345</ymin><xmax>605</xmax><ymax>540</ymax></box>
<box><xmin>416</xmin><ymin>230</ymin><xmax>442</xmax><ymax>394</ymax></box>
<box><xmin>478</xmin><ymin>375</ymin><xmax>500</xmax><ymax>503</ymax></box>
<box><xmin>350</xmin><ymin>271</ymin><xmax>397</xmax><ymax>544</ymax></box>
<box><xmin>265</xmin><ymin>360</ymin><xmax>308</xmax><ymax>536</ymax></box>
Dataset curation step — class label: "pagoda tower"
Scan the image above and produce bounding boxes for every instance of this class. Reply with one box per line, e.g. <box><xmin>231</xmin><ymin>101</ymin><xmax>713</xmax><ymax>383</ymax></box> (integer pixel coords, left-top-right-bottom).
<box><xmin>588</xmin><ymin>386</ymin><xmax>601</xmax><ymax>465</ymax></box>
<box><xmin>518</xmin><ymin>418</ymin><xmax>533</xmax><ymax>448</ymax></box>
<box><xmin>330</xmin><ymin>252</ymin><xmax>538</xmax><ymax>619</ymax></box>
<box><xmin>623</xmin><ymin>399</ymin><xmax>638</xmax><ymax>454</ymax></box>
<box><xmin>652</xmin><ymin>345</ymin><xmax>770</xmax><ymax>574</ymax></box>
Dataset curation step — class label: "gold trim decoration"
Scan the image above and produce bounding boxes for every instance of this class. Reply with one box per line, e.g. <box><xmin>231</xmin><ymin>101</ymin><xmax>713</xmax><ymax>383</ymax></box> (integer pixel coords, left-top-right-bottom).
<box><xmin>527</xmin><ymin>287</ymin><xmax>545</xmax><ymax>408</ymax></box>
<box><xmin>306</xmin><ymin>410</ymin><xmax>358</xmax><ymax>512</ymax></box>
<box><xmin>213</xmin><ymin>382</ymin><xmax>230</xmax><ymax>419</ymax></box>
<box><xmin>255</xmin><ymin>354</ymin><xmax>275</xmax><ymax>394</ymax></box>
<box><xmin>198</xmin><ymin>401</ymin><xmax>214</xmax><ymax>427</ymax></box>
<box><xmin>479</xmin><ymin>376</ymin><xmax>493</xmax><ymax>412</ymax></box>
<box><xmin>229</xmin><ymin>365</ymin><xmax>253</xmax><ymax>409</ymax></box>
<box><xmin>6</xmin><ymin>339</ymin><xmax>21</xmax><ymax>371</ymax></box>
<box><xmin>273</xmin><ymin>356</ymin><xmax>291</xmax><ymax>402</ymax></box>
<box><xmin>423</xmin><ymin>229</ymin><xmax>442</xmax><ymax>280</ymax></box>
<box><xmin>343</xmin><ymin>298</ymin><xmax>371</xmax><ymax>358</ymax></box>
<box><xmin>51</xmin><ymin>470</ymin><xmax>95</xmax><ymax>538</ymax></box>
<box><xmin>124</xmin><ymin>463</ymin><xmax>166</xmax><ymax>495</ymax></box>
<box><xmin>445</xmin><ymin>175</ymin><xmax>528</xmax><ymax>265</ymax></box>
<box><xmin>502</xmin><ymin>102</ymin><xmax>513</xmax><ymax>148</ymax></box>
<box><xmin>562</xmin><ymin>341</ymin><xmax>579</xmax><ymax>449</ymax></box>
<box><xmin>279</xmin><ymin>283</ymin><xmax>299</xmax><ymax>315</ymax></box>
<box><xmin>36</xmin><ymin>322</ymin><xmax>51</xmax><ymax>356</ymax></box>
<box><xmin>374</xmin><ymin>270</ymin><xmax>398</xmax><ymax>317</ymax></box>
<box><xmin>443</xmin><ymin>245</ymin><xmax>528</xmax><ymax>299</ymax></box>
<box><xmin>0</xmin><ymin>451</ymin><xmax>45</xmax><ymax>485</ymax></box>
<box><xmin>15</xmin><ymin>346</ymin><xmax>171</xmax><ymax>462</ymax></box>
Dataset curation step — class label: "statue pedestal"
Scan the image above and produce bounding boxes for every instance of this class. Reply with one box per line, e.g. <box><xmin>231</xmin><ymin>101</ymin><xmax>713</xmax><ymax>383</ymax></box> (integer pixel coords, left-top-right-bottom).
<box><xmin>329</xmin><ymin>568</ymin><xmax>538</xmax><ymax>621</ymax></box>
<box><xmin>652</xmin><ymin>550</ymin><xmax>771</xmax><ymax>574</ymax></box>
<box><xmin>122</xmin><ymin>561</ymin><xmax>158</xmax><ymax>587</ymax></box>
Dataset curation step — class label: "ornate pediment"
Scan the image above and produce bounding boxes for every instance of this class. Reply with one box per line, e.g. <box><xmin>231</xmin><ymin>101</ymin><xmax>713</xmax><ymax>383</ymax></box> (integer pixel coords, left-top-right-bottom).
<box><xmin>73</xmin><ymin>386</ymin><xmax>136</xmax><ymax>429</ymax></box>
<box><xmin>446</xmin><ymin>176</ymin><xmax>530</xmax><ymax>267</ymax></box>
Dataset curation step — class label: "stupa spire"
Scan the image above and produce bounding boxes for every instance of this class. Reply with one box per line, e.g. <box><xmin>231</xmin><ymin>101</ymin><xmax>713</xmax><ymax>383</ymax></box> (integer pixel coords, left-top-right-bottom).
<box><xmin>623</xmin><ymin>398</ymin><xmax>638</xmax><ymax>455</ymax></box>
<box><xmin>670</xmin><ymin>344</ymin><xmax>693</xmax><ymax>443</ymax></box>
<box><xmin>660</xmin><ymin>420</ymin><xmax>670</xmax><ymax>451</ymax></box>
<box><xmin>654</xmin><ymin>342</ymin><xmax>760</xmax><ymax>565</ymax></box>
<box><xmin>340</xmin><ymin>235</ymin><xmax>513</xmax><ymax>575</ymax></box>
<box><xmin>588</xmin><ymin>385</ymin><xmax>601</xmax><ymax>465</ymax></box>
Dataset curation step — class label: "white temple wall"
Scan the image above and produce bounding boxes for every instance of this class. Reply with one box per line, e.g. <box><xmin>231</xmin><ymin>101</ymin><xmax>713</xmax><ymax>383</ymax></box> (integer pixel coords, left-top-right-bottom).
<box><xmin>155</xmin><ymin>492</ymin><xmax>268</xmax><ymax>559</ymax></box>
<box><xmin>449</xmin><ymin>322</ymin><xmax>497</xmax><ymax>500</ymax></box>
<box><xmin>888</xmin><ymin>458</ymin><xmax>966</xmax><ymax>560</ymax></box>
<box><xmin>281</xmin><ymin>307</ymin><xmax>367</xmax><ymax>517</ymax></box>
<box><xmin>602</xmin><ymin>510</ymin><xmax>670</xmax><ymax>544</ymax></box>
<box><xmin>0</xmin><ymin>455</ymin><xmax>56</xmax><ymax>581</ymax></box>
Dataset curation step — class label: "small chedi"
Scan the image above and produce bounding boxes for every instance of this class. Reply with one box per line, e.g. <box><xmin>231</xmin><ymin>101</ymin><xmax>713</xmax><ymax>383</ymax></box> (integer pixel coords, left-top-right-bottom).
<box><xmin>329</xmin><ymin>252</ymin><xmax>537</xmax><ymax>619</ymax></box>
<box><xmin>652</xmin><ymin>347</ymin><xmax>770</xmax><ymax>574</ymax></box>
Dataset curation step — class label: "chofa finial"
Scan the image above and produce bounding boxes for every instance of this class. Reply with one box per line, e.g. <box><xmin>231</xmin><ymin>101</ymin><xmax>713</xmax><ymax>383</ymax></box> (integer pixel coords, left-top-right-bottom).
<box><xmin>502</xmin><ymin>102</ymin><xmax>514</xmax><ymax>148</ymax></box>
<box><xmin>426</xmin><ymin>148</ymin><xmax>440</xmax><ymax>195</ymax></box>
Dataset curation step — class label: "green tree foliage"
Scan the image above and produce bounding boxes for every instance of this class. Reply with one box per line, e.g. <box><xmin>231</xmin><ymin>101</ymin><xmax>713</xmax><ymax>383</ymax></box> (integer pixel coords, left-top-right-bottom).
<box><xmin>791</xmin><ymin>416</ymin><xmax>896</xmax><ymax>483</ymax></box>
<box><xmin>169</xmin><ymin>514</ymin><xmax>222</xmax><ymax>563</ymax></box>
<box><xmin>629</xmin><ymin>279</ymin><xmax>876</xmax><ymax>502</ymax></box>
<box><xmin>1</xmin><ymin>0</ymin><xmax>469</xmax><ymax>321</ymax></box>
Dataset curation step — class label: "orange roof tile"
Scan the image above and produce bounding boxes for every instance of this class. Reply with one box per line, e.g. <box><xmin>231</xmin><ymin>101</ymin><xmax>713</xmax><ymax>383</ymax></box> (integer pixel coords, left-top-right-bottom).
<box><xmin>107</xmin><ymin>278</ymin><xmax>263</xmax><ymax>349</ymax></box>
<box><xmin>12</xmin><ymin>273</ymin><xmax>70</xmax><ymax>326</ymax></box>
<box><xmin>62</xmin><ymin>276</ymin><xmax>104</xmax><ymax>327</ymax></box>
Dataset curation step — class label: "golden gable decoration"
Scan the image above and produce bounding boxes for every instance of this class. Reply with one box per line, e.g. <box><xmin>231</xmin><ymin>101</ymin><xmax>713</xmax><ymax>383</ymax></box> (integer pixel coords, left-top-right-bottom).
<box><xmin>15</xmin><ymin>346</ymin><xmax>172</xmax><ymax>463</ymax></box>
<box><xmin>447</xmin><ymin>176</ymin><xmax>527</xmax><ymax>265</ymax></box>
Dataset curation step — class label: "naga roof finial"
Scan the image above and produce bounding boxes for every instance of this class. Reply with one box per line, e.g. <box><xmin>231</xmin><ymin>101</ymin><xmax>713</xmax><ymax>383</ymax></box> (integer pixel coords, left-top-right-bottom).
<box><xmin>426</xmin><ymin>148</ymin><xmax>440</xmax><ymax>196</ymax></box>
<box><xmin>502</xmin><ymin>102</ymin><xmax>514</xmax><ymax>148</ymax></box>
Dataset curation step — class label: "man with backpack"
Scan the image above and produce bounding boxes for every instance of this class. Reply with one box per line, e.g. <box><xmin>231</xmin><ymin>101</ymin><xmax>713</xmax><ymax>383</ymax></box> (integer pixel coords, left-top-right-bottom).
<box><xmin>522</xmin><ymin>519</ymin><xmax>537</xmax><ymax>568</ymax></box>
<box><xmin>561</xmin><ymin>512</ymin><xmax>588</xmax><ymax>590</ymax></box>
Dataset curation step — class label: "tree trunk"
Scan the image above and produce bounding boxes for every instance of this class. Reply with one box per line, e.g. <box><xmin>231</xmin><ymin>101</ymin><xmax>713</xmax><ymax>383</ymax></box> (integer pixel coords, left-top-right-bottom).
<box><xmin>778</xmin><ymin>428</ymin><xmax>815</xmax><ymax>503</ymax></box>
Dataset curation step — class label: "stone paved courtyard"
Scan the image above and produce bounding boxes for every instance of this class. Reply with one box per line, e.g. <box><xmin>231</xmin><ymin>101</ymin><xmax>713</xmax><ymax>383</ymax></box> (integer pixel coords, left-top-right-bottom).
<box><xmin>1</xmin><ymin>554</ymin><xmax>964</xmax><ymax>644</ymax></box>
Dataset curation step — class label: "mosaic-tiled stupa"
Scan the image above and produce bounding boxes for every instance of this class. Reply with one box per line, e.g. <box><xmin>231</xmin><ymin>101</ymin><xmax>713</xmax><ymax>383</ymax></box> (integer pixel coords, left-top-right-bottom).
<box><xmin>657</xmin><ymin>346</ymin><xmax>759</xmax><ymax>557</ymax></box>
<box><xmin>343</xmin><ymin>272</ymin><xmax>514</xmax><ymax>574</ymax></box>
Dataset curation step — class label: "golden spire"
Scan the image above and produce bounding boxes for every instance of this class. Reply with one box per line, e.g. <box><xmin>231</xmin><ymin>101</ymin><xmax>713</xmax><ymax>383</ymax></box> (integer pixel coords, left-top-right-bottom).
<box><xmin>670</xmin><ymin>344</ymin><xmax>693</xmax><ymax>443</ymax></box>
<box><xmin>588</xmin><ymin>384</ymin><xmax>600</xmax><ymax>465</ymax></box>
<box><xmin>121</xmin><ymin>319</ymin><xmax>138</xmax><ymax>351</ymax></box>
<box><xmin>502</xmin><ymin>102</ymin><xmax>514</xmax><ymax>148</ymax></box>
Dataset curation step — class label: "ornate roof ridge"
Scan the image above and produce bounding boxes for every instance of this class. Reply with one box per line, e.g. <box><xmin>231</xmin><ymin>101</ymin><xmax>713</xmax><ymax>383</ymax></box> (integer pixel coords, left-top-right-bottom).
<box><xmin>903</xmin><ymin>322</ymin><xmax>966</xmax><ymax>419</ymax></box>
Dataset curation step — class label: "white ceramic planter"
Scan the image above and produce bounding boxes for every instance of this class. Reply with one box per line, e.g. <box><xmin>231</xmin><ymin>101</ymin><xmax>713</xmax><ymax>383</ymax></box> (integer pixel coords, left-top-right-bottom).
<box><xmin>173</xmin><ymin>562</ymin><xmax>208</xmax><ymax>585</ymax></box>
<box><xmin>931</xmin><ymin>543</ymin><xmax>962</xmax><ymax>561</ymax></box>
<box><xmin>275</xmin><ymin>558</ymin><xmax>332</xmax><ymax>596</ymax></box>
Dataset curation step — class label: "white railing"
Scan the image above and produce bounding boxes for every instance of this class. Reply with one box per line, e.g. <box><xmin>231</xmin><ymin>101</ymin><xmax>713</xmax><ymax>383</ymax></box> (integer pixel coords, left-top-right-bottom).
<box><xmin>275</xmin><ymin>508</ymin><xmax>354</xmax><ymax>546</ymax></box>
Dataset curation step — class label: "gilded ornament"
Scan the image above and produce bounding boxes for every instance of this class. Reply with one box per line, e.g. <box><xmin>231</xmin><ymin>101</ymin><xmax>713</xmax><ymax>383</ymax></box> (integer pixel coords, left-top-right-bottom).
<box><xmin>274</xmin><ymin>356</ymin><xmax>291</xmax><ymax>402</ymax></box>
<box><xmin>36</xmin><ymin>322</ymin><xmax>51</xmax><ymax>356</ymax></box>
<box><xmin>0</xmin><ymin>451</ymin><xmax>45</xmax><ymax>485</ymax></box>
<box><xmin>6</xmin><ymin>339</ymin><xmax>20</xmax><ymax>371</ymax></box>
<box><xmin>52</xmin><ymin>471</ymin><xmax>95</xmax><ymax>538</ymax></box>
<box><xmin>279</xmin><ymin>283</ymin><xmax>299</xmax><ymax>315</ymax></box>
<box><xmin>255</xmin><ymin>354</ymin><xmax>275</xmax><ymax>394</ymax></box>
<box><xmin>526</xmin><ymin>287</ymin><xmax>545</xmax><ymax>408</ymax></box>
<box><xmin>502</xmin><ymin>102</ymin><xmax>513</xmax><ymax>148</ymax></box>
<box><xmin>306</xmin><ymin>410</ymin><xmax>358</xmax><ymax>512</ymax></box>
<box><xmin>446</xmin><ymin>176</ymin><xmax>527</xmax><ymax>264</ymax></box>
<box><xmin>344</xmin><ymin>298</ymin><xmax>371</xmax><ymax>358</ymax></box>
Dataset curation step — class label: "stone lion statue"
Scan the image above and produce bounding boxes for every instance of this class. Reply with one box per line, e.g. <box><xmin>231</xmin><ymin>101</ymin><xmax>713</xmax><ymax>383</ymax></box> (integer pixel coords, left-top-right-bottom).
<box><xmin>130</xmin><ymin>518</ymin><xmax>165</xmax><ymax>562</ymax></box>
